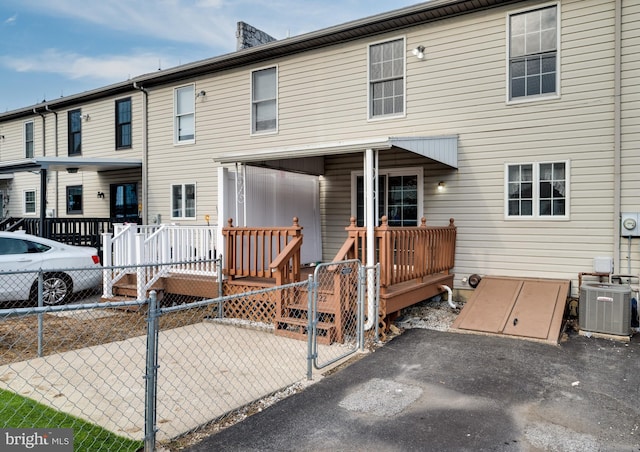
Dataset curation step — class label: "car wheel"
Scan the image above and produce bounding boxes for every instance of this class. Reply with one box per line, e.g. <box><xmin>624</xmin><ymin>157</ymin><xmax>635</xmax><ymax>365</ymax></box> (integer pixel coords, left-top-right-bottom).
<box><xmin>30</xmin><ymin>273</ymin><xmax>73</xmax><ymax>306</ymax></box>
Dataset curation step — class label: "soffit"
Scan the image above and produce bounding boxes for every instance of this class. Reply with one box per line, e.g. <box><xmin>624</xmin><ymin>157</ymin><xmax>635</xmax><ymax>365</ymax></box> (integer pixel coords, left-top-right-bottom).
<box><xmin>0</xmin><ymin>157</ymin><xmax>142</xmax><ymax>174</ymax></box>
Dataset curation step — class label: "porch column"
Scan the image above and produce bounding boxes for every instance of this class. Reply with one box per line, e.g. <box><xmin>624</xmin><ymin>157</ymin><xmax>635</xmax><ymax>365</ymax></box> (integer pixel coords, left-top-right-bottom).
<box><xmin>364</xmin><ymin>148</ymin><xmax>376</xmax><ymax>266</ymax></box>
<box><xmin>364</xmin><ymin>148</ymin><xmax>377</xmax><ymax>331</ymax></box>
<box><xmin>39</xmin><ymin>168</ymin><xmax>47</xmax><ymax>238</ymax></box>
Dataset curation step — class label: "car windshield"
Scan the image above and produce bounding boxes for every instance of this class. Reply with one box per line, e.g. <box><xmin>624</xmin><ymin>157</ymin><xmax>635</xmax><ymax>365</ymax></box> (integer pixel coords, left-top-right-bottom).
<box><xmin>0</xmin><ymin>237</ymin><xmax>51</xmax><ymax>255</ymax></box>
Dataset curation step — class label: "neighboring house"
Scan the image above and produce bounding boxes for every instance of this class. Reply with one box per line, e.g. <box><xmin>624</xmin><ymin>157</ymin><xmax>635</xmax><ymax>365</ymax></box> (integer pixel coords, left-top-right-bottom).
<box><xmin>0</xmin><ymin>0</ymin><xmax>638</xmax><ymax>298</ymax></box>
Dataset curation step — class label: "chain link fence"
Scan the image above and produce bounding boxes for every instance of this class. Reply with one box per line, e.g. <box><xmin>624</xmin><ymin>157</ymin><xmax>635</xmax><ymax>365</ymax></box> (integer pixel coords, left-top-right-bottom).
<box><xmin>0</xmin><ymin>260</ymin><xmax>373</xmax><ymax>451</ymax></box>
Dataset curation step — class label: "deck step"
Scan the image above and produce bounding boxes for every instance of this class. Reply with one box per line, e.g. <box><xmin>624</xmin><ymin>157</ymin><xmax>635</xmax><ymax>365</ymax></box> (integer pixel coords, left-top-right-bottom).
<box><xmin>275</xmin><ymin>318</ymin><xmax>336</xmax><ymax>345</ymax></box>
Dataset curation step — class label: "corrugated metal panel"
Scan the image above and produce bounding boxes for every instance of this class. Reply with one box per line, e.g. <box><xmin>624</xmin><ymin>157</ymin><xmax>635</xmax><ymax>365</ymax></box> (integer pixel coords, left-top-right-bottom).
<box><xmin>390</xmin><ymin>136</ymin><xmax>458</xmax><ymax>168</ymax></box>
<box><xmin>217</xmin><ymin>136</ymin><xmax>458</xmax><ymax>169</ymax></box>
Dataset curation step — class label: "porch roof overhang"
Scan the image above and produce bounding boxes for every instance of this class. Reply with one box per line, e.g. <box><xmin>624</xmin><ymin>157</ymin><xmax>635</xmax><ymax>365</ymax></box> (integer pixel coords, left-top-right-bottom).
<box><xmin>0</xmin><ymin>157</ymin><xmax>142</xmax><ymax>174</ymax></box>
<box><xmin>216</xmin><ymin>135</ymin><xmax>458</xmax><ymax>169</ymax></box>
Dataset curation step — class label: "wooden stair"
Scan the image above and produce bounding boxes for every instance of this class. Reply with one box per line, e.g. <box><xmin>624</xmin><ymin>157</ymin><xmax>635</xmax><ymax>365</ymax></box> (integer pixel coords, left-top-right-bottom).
<box><xmin>104</xmin><ymin>273</ymin><xmax>219</xmax><ymax>303</ymax></box>
<box><xmin>275</xmin><ymin>287</ymin><xmax>341</xmax><ymax>345</ymax></box>
<box><xmin>275</xmin><ymin>267</ymin><xmax>358</xmax><ymax>345</ymax></box>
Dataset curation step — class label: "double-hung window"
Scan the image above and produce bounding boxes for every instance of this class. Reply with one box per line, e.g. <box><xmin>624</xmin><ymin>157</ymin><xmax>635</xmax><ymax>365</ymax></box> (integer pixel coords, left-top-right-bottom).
<box><xmin>175</xmin><ymin>85</ymin><xmax>195</xmax><ymax>143</ymax></box>
<box><xmin>24</xmin><ymin>190</ymin><xmax>36</xmax><ymax>215</ymax></box>
<box><xmin>68</xmin><ymin>109</ymin><xmax>82</xmax><ymax>155</ymax></box>
<box><xmin>251</xmin><ymin>66</ymin><xmax>277</xmax><ymax>133</ymax></box>
<box><xmin>369</xmin><ymin>38</ymin><xmax>405</xmax><ymax>118</ymax></box>
<box><xmin>66</xmin><ymin>185</ymin><xmax>83</xmax><ymax>214</ymax></box>
<box><xmin>116</xmin><ymin>97</ymin><xmax>132</xmax><ymax>149</ymax></box>
<box><xmin>506</xmin><ymin>161</ymin><xmax>568</xmax><ymax>218</ymax></box>
<box><xmin>24</xmin><ymin>121</ymin><xmax>34</xmax><ymax>158</ymax></box>
<box><xmin>508</xmin><ymin>4</ymin><xmax>558</xmax><ymax>100</ymax></box>
<box><xmin>353</xmin><ymin>168</ymin><xmax>422</xmax><ymax>227</ymax></box>
<box><xmin>171</xmin><ymin>183</ymin><xmax>196</xmax><ymax>219</ymax></box>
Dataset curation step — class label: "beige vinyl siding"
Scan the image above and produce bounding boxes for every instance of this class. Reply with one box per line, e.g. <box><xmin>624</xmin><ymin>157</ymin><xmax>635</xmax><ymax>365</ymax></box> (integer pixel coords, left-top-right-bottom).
<box><xmin>311</xmin><ymin>0</ymin><xmax>618</xmax><ymax>294</ymax></box>
<box><xmin>126</xmin><ymin>0</ymin><xmax>619</xmax><ymax>292</ymax></box>
<box><xmin>620</xmin><ymin>0</ymin><xmax>640</xmax><ymax>275</ymax></box>
<box><xmin>146</xmin><ymin>84</ymin><xmax>218</xmax><ymax>225</ymax></box>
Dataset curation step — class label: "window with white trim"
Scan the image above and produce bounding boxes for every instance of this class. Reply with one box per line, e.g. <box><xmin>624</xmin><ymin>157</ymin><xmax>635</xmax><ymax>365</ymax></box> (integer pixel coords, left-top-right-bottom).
<box><xmin>171</xmin><ymin>183</ymin><xmax>196</xmax><ymax>219</ymax></box>
<box><xmin>508</xmin><ymin>4</ymin><xmax>558</xmax><ymax>100</ymax></box>
<box><xmin>251</xmin><ymin>66</ymin><xmax>277</xmax><ymax>133</ymax></box>
<box><xmin>369</xmin><ymin>38</ymin><xmax>405</xmax><ymax>118</ymax></box>
<box><xmin>24</xmin><ymin>121</ymin><xmax>34</xmax><ymax>158</ymax></box>
<box><xmin>506</xmin><ymin>161</ymin><xmax>568</xmax><ymax>218</ymax></box>
<box><xmin>175</xmin><ymin>85</ymin><xmax>195</xmax><ymax>143</ymax></box>
<box><xmin>24</xmin><ymin>190</ymin><xmax>36</xmax><ymax>215</ymax></box>
<box><xmin>353</xmin><ymin>168</ymin><xmax>422</xmax><ymax>226</ymax></box>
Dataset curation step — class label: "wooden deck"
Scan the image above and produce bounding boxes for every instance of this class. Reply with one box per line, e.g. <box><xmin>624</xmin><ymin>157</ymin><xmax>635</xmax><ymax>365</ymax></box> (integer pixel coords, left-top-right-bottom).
<box><xmin>108</xmin><ymin>216</ymin><xmax>457</xmax><ymax>344</ymax></box>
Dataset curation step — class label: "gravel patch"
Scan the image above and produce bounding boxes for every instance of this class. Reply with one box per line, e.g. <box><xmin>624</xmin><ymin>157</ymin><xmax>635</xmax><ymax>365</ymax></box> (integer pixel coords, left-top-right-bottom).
<box><xmin>394</xmin><ymin>295</ymin><xmax>462</xmax><ymax>332</ymax></box>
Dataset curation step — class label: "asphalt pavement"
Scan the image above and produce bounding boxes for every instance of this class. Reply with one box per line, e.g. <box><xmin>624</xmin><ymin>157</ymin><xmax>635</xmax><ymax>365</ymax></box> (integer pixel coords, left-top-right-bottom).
<box><xmin>186</xmin><ymin>328</ymin><xmax>640</xmax><ymax>452</ymax></box>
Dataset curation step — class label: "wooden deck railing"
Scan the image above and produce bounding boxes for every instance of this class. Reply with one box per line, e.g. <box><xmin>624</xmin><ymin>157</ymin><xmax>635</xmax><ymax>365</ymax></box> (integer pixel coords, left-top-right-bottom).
<box><xmin>222</xmin><ymin>217</ymin><xmax>303</xmax><ymax>286</ymax></box>
<box><xmin>335</xmin><ymin>216</ymin><xmax>456</xmax><ymax>288</ymax></box>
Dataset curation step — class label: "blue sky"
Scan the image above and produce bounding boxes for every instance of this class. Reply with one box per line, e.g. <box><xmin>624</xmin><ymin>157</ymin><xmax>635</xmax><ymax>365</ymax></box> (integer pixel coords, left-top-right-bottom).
<box><xmin>0</xmin><ymin>0</ymin><xmax>419</xmax><ymax>113</ymax></box>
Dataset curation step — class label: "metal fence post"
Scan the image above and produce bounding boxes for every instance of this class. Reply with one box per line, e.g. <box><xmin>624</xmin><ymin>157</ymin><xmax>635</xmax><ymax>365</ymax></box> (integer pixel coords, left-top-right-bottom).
<box><xmin>144</xmin><ymin>291</ymin><xmax>159</xmax><ymax>452</ymax></box>
<box><xmin>306</xmin><ymin>274</ymin><xmax>315</xmax><ymax>380</ymax></box>
<box><xmin>217</xmin><ymin>255</ymin><xmax>224</xmax><ymax>318</ymax></box>
<box><xmin>37</xmin><ymin>269</ymin><xmax>44</xmax><ymax>357</ymax></box>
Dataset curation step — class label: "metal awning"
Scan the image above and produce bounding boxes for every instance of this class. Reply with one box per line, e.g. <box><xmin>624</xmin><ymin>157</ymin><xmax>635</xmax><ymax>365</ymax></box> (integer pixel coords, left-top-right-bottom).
<box><xmin>0</xmin><ymin>157</ymin><xmax>142</xmax><ymax>174</ymax></box>
<box><xmin>216</xmin><ymin>135</ymin><xmax>458</xmax><ymax>168</ymax></box>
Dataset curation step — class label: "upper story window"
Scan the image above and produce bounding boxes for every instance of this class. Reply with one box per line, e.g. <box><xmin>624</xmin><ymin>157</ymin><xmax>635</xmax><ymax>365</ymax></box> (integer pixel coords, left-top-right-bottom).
<box><xmin>508</xmin><ymin>4</ymin><xmax>558</xmax><ymax>101</ymax></box>
<box><xmin>24</xmin><ymin>121</ymin><xmax>34</xmax><ymax>158</ymax></box>
<box><xmin>175</xmin><ymin>85</ymin><xmax>195</xmax><ymax>143</ymax></box>
<box><xmin>116</xmin><ymin>97</ymin><xmax>132</xmax><ymax>149</ymax></box>
<box><xmin>171</xmin><ymin>183</ymin><xmax>196</xmax><ymax>219</ymax></box>
<box><xmin>506</xmin><ymin>161</ymin><xmax>568</xmax><ymax>219</ymax></box>
<box><xmin>251</xmin><ymin>66</ymin><xmax>277</xmax><ymax>134</ymax></box>
<box><xmin>24</xmin><ymin>190</ymin><xmax>36</xmax><ymax>215</ymax></box>
<box><xmin>369</xmin><ymin>38</ymin><xmax>405</xmax><ymax>119</ymax></box>
<box><xmin>66</xmin><ymin>185</ymin><xmax>83</xmax><ymax>214</ymax></box>
<box><xmin>353</xmin><ymin>168</ymin><xmax>422</xmax><ymax>227</ymax></box>
<box><xmin>68</xmin><ymin>109</ymin><xmax>82</xmax><ymax>155</ymax></box>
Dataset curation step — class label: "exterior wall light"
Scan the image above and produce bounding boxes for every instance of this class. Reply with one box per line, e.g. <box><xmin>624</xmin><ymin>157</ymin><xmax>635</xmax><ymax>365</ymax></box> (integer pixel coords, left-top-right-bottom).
<box><xmin>412</xmin><ymin>45</ymin><xmax>425</xmax><ymax>60</ymax></box>
<box><xmin>437</xmin><ymin>181</ymin><xmax>445</xmax><ymax>192</ymax></box>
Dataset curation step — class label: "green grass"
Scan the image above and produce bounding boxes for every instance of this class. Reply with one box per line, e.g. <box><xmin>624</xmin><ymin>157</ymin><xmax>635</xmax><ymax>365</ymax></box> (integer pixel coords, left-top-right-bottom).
<box><xmin>0</xmin><ymin>388</ymin><xmax>143</xmax><ymax>452</ymax></box>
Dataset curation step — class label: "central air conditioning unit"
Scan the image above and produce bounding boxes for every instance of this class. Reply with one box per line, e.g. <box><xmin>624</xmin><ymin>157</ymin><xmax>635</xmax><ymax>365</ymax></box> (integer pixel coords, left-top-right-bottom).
<box><xmin>579</xmin><ymin>283</ymin><xmax>631</xmax><ymax>336</ymax></box>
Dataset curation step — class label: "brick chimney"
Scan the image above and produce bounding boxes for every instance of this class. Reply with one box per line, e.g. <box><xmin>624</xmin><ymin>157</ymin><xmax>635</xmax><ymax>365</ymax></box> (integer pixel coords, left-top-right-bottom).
<box><xmin>236</xmin><ymin>21</ymin><xmax>277</xmax><ymax>50</ymax></box>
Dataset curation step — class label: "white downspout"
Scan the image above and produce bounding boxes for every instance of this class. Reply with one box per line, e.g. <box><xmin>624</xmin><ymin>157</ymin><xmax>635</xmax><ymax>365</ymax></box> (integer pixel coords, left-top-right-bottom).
<box><xmin>365</xmin><ymin>148</ymin><xmax>376</xmax><ymax>330</ymax></box>
<box><xmin>613</xmin><ymin>0</ymin><xmax>622</xmax><ymax>272</ymax></box>
<box><xmin>133</xmin><ymin>82</ymin><xmax>148</xmax><ymax>224</ymax></box>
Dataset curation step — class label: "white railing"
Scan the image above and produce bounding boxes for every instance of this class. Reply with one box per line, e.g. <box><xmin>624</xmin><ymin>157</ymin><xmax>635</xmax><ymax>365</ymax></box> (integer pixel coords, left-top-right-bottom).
<box><xmin>102</xmin><ymin>224</ymin><xmax>218</xmax><ymax>299</ymax></box>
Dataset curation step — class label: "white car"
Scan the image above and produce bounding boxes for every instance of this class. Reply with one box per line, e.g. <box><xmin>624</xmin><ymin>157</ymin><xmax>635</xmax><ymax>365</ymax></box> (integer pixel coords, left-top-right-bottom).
<box><xmin>0</xmin><ymin>231</ymin><xmax>102</xmax><ymax>305</ymax></box>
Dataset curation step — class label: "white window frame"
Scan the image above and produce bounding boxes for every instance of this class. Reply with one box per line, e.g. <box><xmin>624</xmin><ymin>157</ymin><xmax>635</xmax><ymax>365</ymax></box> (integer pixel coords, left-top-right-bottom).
<box><xmin>367</xmin><ymin>36</ymin><xmax>406</xmax><ymax>121</ymax></box>
<box><xmin>170</xmin><ymin>183</ymin><xmax>197</xmax><ymax>220</ymax></box>
<box><xmin>23</xmin><ymin>189</ymin><xmax>36</xmax><ymax>215</ymax></box>
<box><xmin>506</xmin><ymin>2</ymin><xmax>560</xmax><ymax>104</ymax></box>
<box><xmin>24</xmin><ymin>120</ymin><xmax>34</xmax><ymax>158</ymax></box>
<box><xmin>174</xmin><ymin>84</ymin><xmax>195</xmax><ymax>144</ymax></box>
<box><xmin>351</xmin><ymin>167</ymin><xmax>423</xmax><ymax>226</ymax></box>
<box><xmin>250</xmin><ymin>65</ymin><xmax>278</xmax><ymax>135</ymax></box>
<box><xmin>504</xmin><ymin>160</ymin><xmax>570</xmax><ymax>220</ymax></box>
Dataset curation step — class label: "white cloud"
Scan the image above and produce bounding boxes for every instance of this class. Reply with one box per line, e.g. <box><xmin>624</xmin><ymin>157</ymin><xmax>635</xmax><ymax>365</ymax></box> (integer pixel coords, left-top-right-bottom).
<box><xmin>14</xmin><ymin>0</ymin><xmax>236</xmax><ymax>50</ymax></box>
<box><xmin>4</xmin><ymin>13</ymin><xmax>17</xmax><ymax>25</ymax></box>
<box><xmin>2</xmin><ymin>49</ymin><xmax>166</xmax><ymax>82</ymax></box>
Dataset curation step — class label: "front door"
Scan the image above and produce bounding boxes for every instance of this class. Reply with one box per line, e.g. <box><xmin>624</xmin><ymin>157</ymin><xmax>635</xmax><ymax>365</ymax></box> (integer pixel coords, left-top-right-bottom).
<box><xmin>110</xmin><ymin>183</ymin><xmax>139</xmax><ymax>222</ymax></box>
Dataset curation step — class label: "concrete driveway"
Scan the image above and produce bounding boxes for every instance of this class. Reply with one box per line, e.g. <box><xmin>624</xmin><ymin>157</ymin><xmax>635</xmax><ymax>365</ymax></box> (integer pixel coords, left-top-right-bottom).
<box><xmin>187</xmin><ymin>329</ymin><xmax>640</xmax><ymax>451</ymax></box>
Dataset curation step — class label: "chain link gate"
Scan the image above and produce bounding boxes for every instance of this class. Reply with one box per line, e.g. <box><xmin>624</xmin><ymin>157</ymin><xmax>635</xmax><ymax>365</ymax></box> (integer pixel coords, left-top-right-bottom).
<box><xmin>309</xmin><ymin>260</ymin><xmax>377</xmax><ymax>371</ymax></box>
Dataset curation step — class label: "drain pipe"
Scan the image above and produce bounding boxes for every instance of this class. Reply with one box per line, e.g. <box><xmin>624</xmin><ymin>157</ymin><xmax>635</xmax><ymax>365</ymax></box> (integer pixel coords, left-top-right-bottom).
<box><xmin>613</xmin><ymin>0</ymin><xmax>622</xmax><ymax>272</ymax></box>
<box><xmin>439</xmin><ymin>284</ymin><xmax>456</xmax><ymax>309</ymax></box>
<box><xmin>45</xmin><ymin>106</ymin><xmax>58</xmax><ymax>216</ymax></box>
<box><xmin>133</xmin><ymin>82</ymin><xmax>148</xmax><ymax>224</ymax></box>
